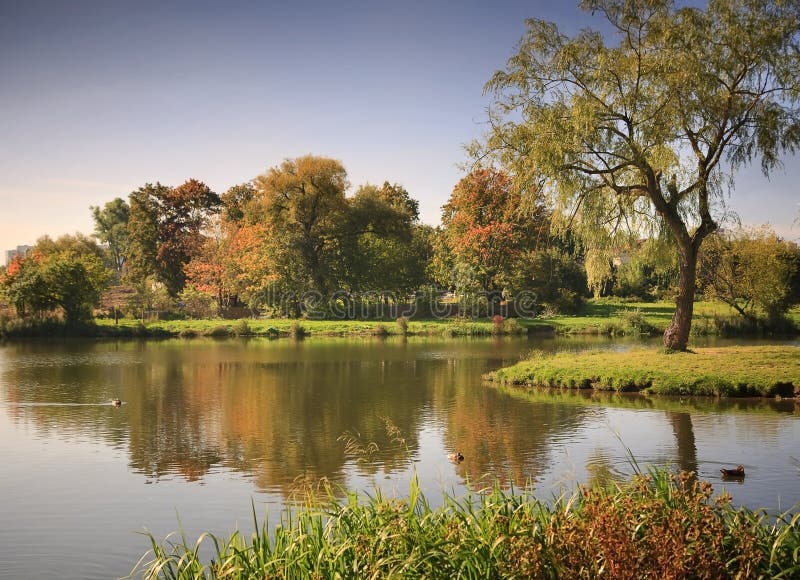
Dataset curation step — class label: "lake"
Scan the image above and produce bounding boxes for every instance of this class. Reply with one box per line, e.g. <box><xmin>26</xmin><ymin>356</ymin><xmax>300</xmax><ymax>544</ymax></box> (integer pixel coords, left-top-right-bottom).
<box><xmin>0</xmin><ymin>336</ymin><xmax>798</xmax><ymax>579</ymax></box>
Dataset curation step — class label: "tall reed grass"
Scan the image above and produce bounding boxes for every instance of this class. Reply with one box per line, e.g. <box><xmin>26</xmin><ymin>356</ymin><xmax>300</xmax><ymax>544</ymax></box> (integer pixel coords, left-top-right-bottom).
<box><xmin>130</xmin><ymin>468</ymin><xmax>800</xmax><ymax>579</ymax></box>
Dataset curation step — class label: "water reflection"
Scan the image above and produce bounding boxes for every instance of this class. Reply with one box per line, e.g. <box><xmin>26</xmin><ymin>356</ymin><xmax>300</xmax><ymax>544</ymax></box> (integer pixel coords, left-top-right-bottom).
<box><xmin>2</xmin><ymin>336</ymin><xmax>799</xmax><ymax>580</ymax></box>
<box><xmin>1</xmin><ymin>339</ymin><xmax>526</xmax><ymax>495</ymax></box>
<box><xmin>667</xmin><ymin>412</ymin><xmax>698</xmax><ymax>474</ymax></box>
<box><xmin>1</xmin><ymin>337</ymin><xmax>798</xmax><ymax>503</ymax></box>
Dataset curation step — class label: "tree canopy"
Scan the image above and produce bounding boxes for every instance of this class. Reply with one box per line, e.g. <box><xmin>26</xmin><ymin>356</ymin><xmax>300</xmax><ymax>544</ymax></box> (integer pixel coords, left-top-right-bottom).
<box><xmin>0</xmin><ymin>235</ymin><xmax>111</xmax><ymax>325</ymax></box>
<box><xmin>698</xmin><ymin>226</ymin><xmax>799</xmax><ymax>322</ymax></box>
<box><xmin>479</xmin><ymin>0</ymin><xmax>800</xmax><ymax>349</ymax></box>
<box><xmin>441</xmin><ymin>168</ymin><xmax>547</xmax><ymax>294</ymax></box>
<box><xmin>126</xmin><ymin>180</ymin><xmax>220</xmax><ymax>296</ymax></box>
<box><xmin>91</xmin><ymin>197</ymin><xmax>130</xmax><ymax>276</ymax></box>
<box><xmin>253</xmin><ymin>155</ymin><xmax>350</xmax><ymax>299</ymax></box>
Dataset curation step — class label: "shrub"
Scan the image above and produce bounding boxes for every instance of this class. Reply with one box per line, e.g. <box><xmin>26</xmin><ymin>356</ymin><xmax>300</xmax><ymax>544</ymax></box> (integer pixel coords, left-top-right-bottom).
<box><xmin>178</xmin><ymin>286</ymin><xmax>218</xmax><ymax>319</ymax></box>
<box><xmin>396</xmin><ymin>316</ymin><xmax>409</xmax><ymax>335</ymax></box>
<box><xmin>619</xmin><ymin>308</ymin><xmax>656</xmax><ymax>335</ymax></box>
<box><xmin>491</xmin><ymin>314</ymin><xmax>504</xmax><ymax>334</ymax></box>
<box><xmin>289</xmin><ymin>321</ymin><xmax>306</xmax><ymax>339</ymax></box>
<box><xmin>233</xmin><ymin>319</ymin><xmax>251</xmax><ymax>337</ymax></box>
<box><xmin>503</xmin><ymin>317</ymin><xmax>524</xmax><ymax>334</ymax></box>
<box><xmin>207</xmin><ymin>325</ymin><xmax>234</xmax><ymax>338</ymax></box>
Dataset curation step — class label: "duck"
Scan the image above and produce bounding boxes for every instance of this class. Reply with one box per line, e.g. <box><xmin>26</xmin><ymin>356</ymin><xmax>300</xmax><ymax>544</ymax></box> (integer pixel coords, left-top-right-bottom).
<box><xmin>720</xmin><ymin>465</ymin><xmax>745</xmax><ymax>478</ymax></box>
<box><xmin>111</xmin><ymin>398</ymin><xmax>122</xmax><ymax>407</ymax></box>
<box><xmin>449</xmin><ymin>451</ymin><xmax>464</xmax><ymax>463</ymax></box>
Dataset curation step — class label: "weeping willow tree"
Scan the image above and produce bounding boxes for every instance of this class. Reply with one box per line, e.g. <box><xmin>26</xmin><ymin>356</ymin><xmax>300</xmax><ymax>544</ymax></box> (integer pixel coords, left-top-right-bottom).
<box><xmin>477</xmin><ymin>0</ymin><xmax>800</xmax><ymax>350</ymax></box>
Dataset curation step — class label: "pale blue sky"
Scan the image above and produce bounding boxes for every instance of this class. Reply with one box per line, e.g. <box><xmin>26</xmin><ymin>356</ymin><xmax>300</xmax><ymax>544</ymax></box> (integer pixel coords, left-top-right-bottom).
<box><xmin>1</xmin><ymin>0</ymin><xmax>797</xmax><ymax>257</ymax></box>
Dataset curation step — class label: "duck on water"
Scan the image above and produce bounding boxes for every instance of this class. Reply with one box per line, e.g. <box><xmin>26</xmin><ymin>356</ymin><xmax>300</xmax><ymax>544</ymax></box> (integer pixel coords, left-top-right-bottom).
<box><xmin>720</xmin><ymin>465</ymin><xmax>745</xmax><ymax>478</ymax></box>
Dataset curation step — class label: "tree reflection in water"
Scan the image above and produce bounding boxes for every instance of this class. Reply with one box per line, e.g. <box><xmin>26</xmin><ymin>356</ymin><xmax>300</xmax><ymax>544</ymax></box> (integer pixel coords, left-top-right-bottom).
<box><xmin>1</xmin><ymin>338</ymin><xmax>797</xmax><ymax>503</ymax></box>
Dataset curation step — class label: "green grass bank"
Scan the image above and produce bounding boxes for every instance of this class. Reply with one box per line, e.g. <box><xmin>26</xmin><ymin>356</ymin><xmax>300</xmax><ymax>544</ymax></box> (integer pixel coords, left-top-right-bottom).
<box><xmin>535</xmin><ymin>300</ymin><xmax>800</xmax><ymax>337</ymax></box>
<box><xmin>131</xmin><ymin>470</ymin><xmax>800</xmax><ymax>579</ymax></box>
<box><xmin>1</xmin><ymin>300</ymin><xmax>797</xmax><ymax>339</ymax></box>
<box><xmin>88</xmin><ymin>316</ymin><xmax>531</xmax><ymax>339</ymax></box>
<box><xmin>78</xmin><ymin>301</ymin><xmax>800</xmax><ymax>339</ymax></box>
<box><xmin>486</xmin><ymin>346</ymin><xmax>800</xmax><ymax>397</ymax></box>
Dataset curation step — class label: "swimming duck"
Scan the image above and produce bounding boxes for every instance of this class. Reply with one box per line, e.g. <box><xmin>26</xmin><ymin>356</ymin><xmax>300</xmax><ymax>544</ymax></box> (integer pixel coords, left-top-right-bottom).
<box><xmin>449</xmin><ymin>451</ymin><xmax>464</xmax><ymax>463</ymax></box>
<box><xmin>720</xmin><ymin>465</ymin><xmax>745</xmax><ymax>478</ymax></box>
<box><xmin>111</xmin><ymin>398</ymin><xmax>122</xmax><ymax>407</ymax></box>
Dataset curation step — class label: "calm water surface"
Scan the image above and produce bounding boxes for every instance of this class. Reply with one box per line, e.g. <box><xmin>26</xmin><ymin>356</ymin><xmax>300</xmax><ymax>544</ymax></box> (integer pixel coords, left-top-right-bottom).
<box><xmin>0</xmin><ymin>335</ymin><xmax>798</xmax><ymax>579</ymax></box>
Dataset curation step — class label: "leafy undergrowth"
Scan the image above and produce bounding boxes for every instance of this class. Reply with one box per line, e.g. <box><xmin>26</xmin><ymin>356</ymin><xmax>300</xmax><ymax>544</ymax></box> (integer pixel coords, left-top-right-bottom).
<box><xmin>487</xmin><ymin>346</ymin><xmax>800</xmax><ymax>397</ymax></box>
<box><xmin>130</xmin><ymin>469</ymin><xmax>800</xmax><ymax>579</ymax></box>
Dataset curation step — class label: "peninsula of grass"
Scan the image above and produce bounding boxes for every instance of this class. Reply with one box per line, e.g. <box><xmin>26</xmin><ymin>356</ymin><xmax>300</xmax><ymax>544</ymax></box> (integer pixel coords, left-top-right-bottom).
<box><xmin>486</xmin><ymin>346</ymin><xmax>800</xmax><ymax>397</ymax></box>
<box><xmin>131</xmin><ymin>469</ymin><xmax>800</xmax><ymax>579</ymax></box>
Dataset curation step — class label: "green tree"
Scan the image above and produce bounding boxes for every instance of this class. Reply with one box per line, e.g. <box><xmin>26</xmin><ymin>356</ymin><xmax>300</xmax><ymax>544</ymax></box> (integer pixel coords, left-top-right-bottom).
<box><xmin>343</xmin><ymin>182</ymin><xmax>428</xmax><ymax>300</ymax></box>
<box><xmin>0</xmin><ymin>238</ymin><xmax>111</xmax><ymax>325</ymax></box>
<box><xmin>612</xmin><ymin>236</ymin><xmax>678</xmax><ymax>300</ymax></box>
<box><xmin>126</xmin><ymin>183</ymin><xmax>165</xmax><ymax>287</ymax></box>
<box><xmin>698</xmin><ymin>226</ymin><xmax>798</xmax><ymax>322</ymax></box>
<box><xmin>0</xmin><ymin>253</ymin><xmax>53</xmax><ymax>319</ymax></box>
<box><xmin>90</xmin><ymin>197</ymin><xmax>130</xmax><ymax>276</ymax></box>
<box><xmin>252</xmin><ymin>155</ymin><xmax>350</xmax><ymax>299</ymax></box>
<box><xmin>480</xmin><ymin>0</ymin><xmax>800</xmax><ymax>350</ymax></box>
<box><xmin>511</xmin><ymin>246</ymin><xmax>588</xmax><ymax>314</ymax></box>
<box><xmin>41</xmin><ymin>251</ymin><xmax>111</xmax><ymax>325</ymax></box>
<box><xmin>220</xmin><ymin>182</ymin><xmax>257</xmax><ymax>223</ymax></box>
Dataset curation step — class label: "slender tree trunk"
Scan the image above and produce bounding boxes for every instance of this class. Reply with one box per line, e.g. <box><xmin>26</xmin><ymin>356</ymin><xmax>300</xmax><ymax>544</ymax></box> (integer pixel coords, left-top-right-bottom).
<box><xmin>663</xmin><ymin>245</ymin><xmax>698</xmax><ymax>351</ymax></box>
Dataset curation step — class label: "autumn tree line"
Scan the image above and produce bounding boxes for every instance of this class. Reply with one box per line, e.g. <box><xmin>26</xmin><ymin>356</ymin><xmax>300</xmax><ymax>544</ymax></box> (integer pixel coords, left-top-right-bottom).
<box><xmin>2</xmin><ymin>1</ymin><xmax>800</xmax><ymax>348</ymax></box>
<box><xmin>0</xmin><ymin>153</ymin><xmax>797</xmax><ymax>329</ymax></box>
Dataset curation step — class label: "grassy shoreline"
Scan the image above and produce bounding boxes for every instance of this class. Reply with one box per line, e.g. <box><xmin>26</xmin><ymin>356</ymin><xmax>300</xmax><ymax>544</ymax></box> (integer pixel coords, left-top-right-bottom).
<box><xmin>131</xmin><ymin>469</ymin><xmax>800</xmax><ymax>579</ymax></box>
<box><xmin>537</xmin><ymin>300</ymin><xmax>800</xmax><ymax>337</ymax></box>
<box><xmin>486</xmin><ymin>346</ymin><xmax>800</xmax><ymax>398</ymax></box>
<box><xmin>1</xmin><ymin>300</ymin><xmax>797</xmax><ymax>340</ymax></box>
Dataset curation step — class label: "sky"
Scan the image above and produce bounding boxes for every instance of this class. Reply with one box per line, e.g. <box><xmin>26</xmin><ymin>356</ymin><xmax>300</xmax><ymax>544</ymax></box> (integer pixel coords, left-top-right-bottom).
<box><xmin>1</xmin><ymin>0</ymin><xmax>798</xmax><ymax>259</ymax></box>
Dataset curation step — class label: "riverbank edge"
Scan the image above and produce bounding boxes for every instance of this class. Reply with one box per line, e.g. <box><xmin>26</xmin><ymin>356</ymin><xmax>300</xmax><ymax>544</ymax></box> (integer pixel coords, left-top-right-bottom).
<box><xmin>1</xmin><ymin>300</ymin><xmax>798</xmax><ymax>340</ymax></box>
<box><xmin>485</xmin><ymin>346</ymin><xmax>800</xmax><ymax>398</ymax></box>
<box><xmin>130</xmin><ymin>468</ymin><xmax>800</xmax><ymax>578</ymax></box>
<box><xmin>0</xmin><ymin>317</ymin><xmax>543</xmax><ymax>340</ymax></box>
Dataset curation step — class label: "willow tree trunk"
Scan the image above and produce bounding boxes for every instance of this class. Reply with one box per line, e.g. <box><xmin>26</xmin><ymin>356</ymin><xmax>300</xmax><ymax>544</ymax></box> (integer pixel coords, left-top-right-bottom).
<box><xmin>663</xmin><ymin>245</ymin><xmax>698</xmax><ymax>351</ymax></box>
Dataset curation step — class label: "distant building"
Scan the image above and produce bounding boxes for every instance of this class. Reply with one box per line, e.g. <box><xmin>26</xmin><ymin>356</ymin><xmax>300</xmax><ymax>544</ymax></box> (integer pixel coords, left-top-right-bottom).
<box><xmin>4</xmin><ymin>245</ymin><xmax>33</xmax><ymax>266</ymax></box>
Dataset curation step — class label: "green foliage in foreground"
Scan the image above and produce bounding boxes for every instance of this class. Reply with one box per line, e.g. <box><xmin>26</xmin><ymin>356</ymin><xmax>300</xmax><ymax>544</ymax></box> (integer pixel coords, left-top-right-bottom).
<box><xmin>487</xmin><ymin>346</ymin><xmax>800</xmax><ymax>397</ymax></box>
<box><xmin>131</xmin><ymin>470</ymin><xmax>800</xmax><ymax>579</ymax></box>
